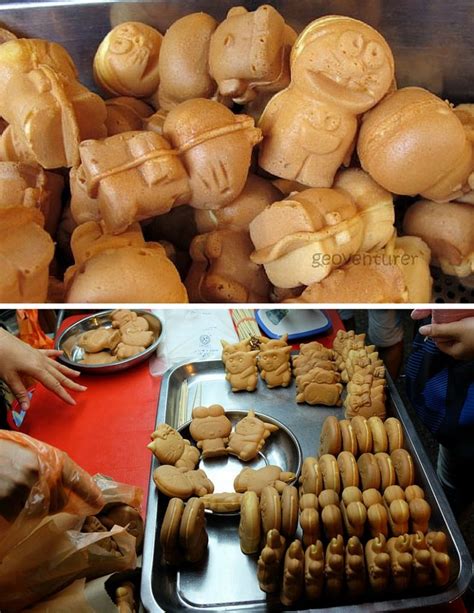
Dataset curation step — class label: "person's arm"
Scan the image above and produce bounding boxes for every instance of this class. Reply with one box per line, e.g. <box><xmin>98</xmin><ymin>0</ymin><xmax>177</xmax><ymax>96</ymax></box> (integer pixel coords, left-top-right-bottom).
<box><xmin>0</xmin><ymin>328</ymin><xmax>86</xmax><ymax>410</ymax></box>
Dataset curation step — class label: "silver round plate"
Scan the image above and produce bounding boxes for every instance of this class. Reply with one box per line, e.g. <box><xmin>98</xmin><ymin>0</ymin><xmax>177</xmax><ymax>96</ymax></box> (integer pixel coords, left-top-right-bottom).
<box><xmin>178</xmin><ymin>410</ymin><xmax>303</xmax><ymax>514</ymax></box>
<box><xmin>55</xmin><ymin>309</ymin><xmax>162</xmax><ymax>374</ymax></box>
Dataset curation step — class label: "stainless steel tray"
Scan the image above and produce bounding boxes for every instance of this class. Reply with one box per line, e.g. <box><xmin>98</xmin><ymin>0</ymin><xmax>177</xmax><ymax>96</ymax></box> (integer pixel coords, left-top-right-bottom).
<box><xmin>142</xmin><ymin>359</ymin><xmax>472</xmax><ymax>612</ymax></box>
<box><xmin>55</xmin><ymin>309</ymin><xmax>162</xmax><ymax>374</ymax></box>
<box><xmin>178</xmin><ymin>410</ymin><xmax>302</xmax><ymax>513</ymax></box>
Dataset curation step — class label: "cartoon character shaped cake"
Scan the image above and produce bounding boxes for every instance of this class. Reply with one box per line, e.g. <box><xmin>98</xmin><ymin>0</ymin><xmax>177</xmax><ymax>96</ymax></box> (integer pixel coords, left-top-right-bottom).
<box><xmin>209</xmin><ymin>5</ymin><xmax>296</xmax><ymax>104</ymax></box>
<box><xmin>258</xmin><ymin>16</ymin><xmax>395</xmax><ymax>187</ymax></box>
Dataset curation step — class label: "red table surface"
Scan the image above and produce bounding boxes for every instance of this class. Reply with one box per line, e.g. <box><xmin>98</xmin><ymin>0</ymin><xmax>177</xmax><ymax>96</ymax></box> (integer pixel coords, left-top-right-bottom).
<box><xmin>22</xmin><ymin>310</ymin><xmax>344</xmax><ymax>513</ymax></box>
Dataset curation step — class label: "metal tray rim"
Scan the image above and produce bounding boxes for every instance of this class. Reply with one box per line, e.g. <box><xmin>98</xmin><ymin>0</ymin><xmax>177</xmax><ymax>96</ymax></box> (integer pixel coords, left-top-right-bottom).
<box><xmin>54</xmin><ymin>309</ymin><xmax>163</xmax><ymax>374</ymax></box>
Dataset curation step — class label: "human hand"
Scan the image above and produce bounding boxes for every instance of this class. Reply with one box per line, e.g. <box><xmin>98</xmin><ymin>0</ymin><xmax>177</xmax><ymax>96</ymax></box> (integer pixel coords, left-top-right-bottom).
<box><xmin>0</xmin><ymin>329</ymin><xmax>86</xmax><ymax>410</ymax></box>
<box><xmin>417</xmin><ymin>317</ymin><xmax>474</xmax><ymax>360</ymax></box>
<box><xmin>0</xmin><ymin>433</ymin><xmax>103</xmax><ymax>523</ymax></box>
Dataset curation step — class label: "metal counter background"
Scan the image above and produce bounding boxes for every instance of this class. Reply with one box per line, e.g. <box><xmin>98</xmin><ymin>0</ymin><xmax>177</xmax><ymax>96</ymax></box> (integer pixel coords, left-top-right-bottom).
<box><xmin>0</xmin><ymin>1</ymin><xmax>473</xmax><ymax>102</ymax></box>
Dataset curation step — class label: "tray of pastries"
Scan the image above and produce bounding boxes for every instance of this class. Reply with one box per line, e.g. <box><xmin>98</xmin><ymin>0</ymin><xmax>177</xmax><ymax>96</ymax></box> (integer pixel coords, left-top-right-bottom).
<box><xmin>141</xmin><ymin>331</ymin><xmax>471</xmax><ymax>611</ymax></box>
<box><xmin>55</xmin><ymin>308</ymin><xmax>162</xmax><ymax>373</ymax></box>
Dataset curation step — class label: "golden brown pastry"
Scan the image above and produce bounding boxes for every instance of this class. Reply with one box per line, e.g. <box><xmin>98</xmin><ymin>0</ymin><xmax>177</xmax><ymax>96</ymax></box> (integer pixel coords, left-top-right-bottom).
<box><xmin>280</xmin><ymin>540</ymin><xmax>305</xmax><ymax>607</ymax></box>
<box><xmin>80</xmin><ymin>351</ymin><xmax>118</xmax><ymax>365</ymax></box>
<box><xmin>403</xmin><ymin>199</ymin><xmax>474</xmax><ymax>278</ymax></box>
<box><xmin>258</xmin><ymin>345</ymin><xmax>292</xmax><ymax>388</ymax></box>
<box><xmin>286</xmin><ymin>251</ymin><xmax>408</xmax><ymax>303</ymax></box>
<box><xmin>104</xmin><ymin>97</ymin><xmax>154</xmax><ymax>135</ymax></box>
<box><xmin>338</xmin><ymin>420</ymin><xmax>357</xmax><ymax>456</ymax></box>
<box><xmin>319</xmin><ymin>416</ymin><xmax>342</xmax><ymax>457</ymax></box>
<box><xmin>345</xmin><ymin>536</ymin><xmax>366</xmax><ymax>598</ymax></box>
<box><xmin>304</xmin><ymin>540</ymin><xmax>324</xmax><ymax>601</ymax></box>
<box><xmin>160</xmin><ymin>497</ymin><xmax>184</xmax><ymax>565</ymax></box>
<box><xmin>250</xmin><ymin>187</ymin><xmax>364</xmax><ymax>289</ymax></box>
<box><xmin>186</xmin><ymin>229</ymin><xmax>270</xmax><ymax>303</ymax></box>
<box><xmin>209</xmin><ymin>6</ymin><xmax>296</xmax><ymax>105</ymax></box>
<box><xmin>300</xmin><ymin>457</ymin><xmax>323</xmax><ymax>496</ymax></box>
<box><xmin>163</xmin><ymin>99</ymin><xmax>261</xmax><ymax>210</ymax></box>
<box><xmin>200</xmin><ymin>492</ymin><xmax>242</xmax><ymax>513</ymax></box>
<box><xmin>351</xmin><ymin>416</ymin><xmax>373</xmax><ymax>454</ymax></box>
<box><xmin>260</xmin><ymin>485</ymin><xmax>282</xmax><ymax>536</ymax></box>
<box><xmin>387</xmin><ymin>534</ymin><xmax>413</xmax><ymax>591</ymax></box>
<box><xmin>189</xmin><ymin>404</ymin><xmax>232</xmax><ymax>458</ymax></box>
<box><xmin>366</xmin><ymin>502</ymin><xmax>389</xmax><ymax>538</ymax></box>
<box><xmin>296</xmin><ymin>381</ymin><xmax>343</xmax><ymax>406</ymax></box>
<box><xmin>0</xmin><ymin>38</ymin><xmax>107</xmax><ymax>169</ymax></box>
<box><xmin>148</xmin><ymin>423</ymin><xmax>200</xmax><ymax>470</ymax></box>
<box><xmin>227</xmin><ymin>410</ymin><xmax>278</xmax><ymax>460</ymax></box>
<box><xmin>94</xmin><ymin>22</ymin><xmax>163</xmax><ymax>98</ymax></box>
<box><xmin>337</xmin><ymin>452</ymin><xmax>359</xmax><ymax>490</ymax></box>
<box><xmin>0</xmin><ymin>162</ymin><xmax>64</xmax><ymax>237</ymax></box>
<box><xmin>258</xmin><ymin>16</ymin><xmax>394</xmax><ymax>187</ymax></box>
<box><xmin>153</xmin><ymin>465</ymin><xmax>214</xmax><ymax>499</ymax></box>
<box><xmin>409</xmin><ymin>497</ymin><xmax>432</xmax><ymax>534</ymax></box>
<box><xmin>357</xmin><ymin>453</ymin><xmax>381</xmax><ymax>491</ymax></box>
<box><xmin>221</xmin><ymin>338</ymin><xmax>253</xmax><ymax>362</ymax></box>
<box><xmin>391</xmin><ymin>449</ymin><xmax>415</xmax><ymax>488</ymax></box>
<box><xmin>367</xmin><ymin>416</ymin><xmax>388</xmax><ymax>453</ymax></box>
<box><xmin>334</xmin><ymin>167</ymin><xmax>395</xmax><ymax>252</ymax></box>
<box><xmin>411</xmin><ymin>531</ymin><xmax>433</xmax><ymax>588</ymax></box>
<box><xmin>300</xmin><ymin>503</ymin><xmax>320</xmax><ymax>547</ymax></box>
<box><xmin>179</xmin><ymin>497</ymin><xmax>208</xmax><ymax>563</ymax></box>
<box><xmin>340</xmin><ymin>487</ymin><xmax>366</xmax><ymax>538</ymax></box>
<box><xmin>384</xmin><ymin>417</ymin><xmax>404</xmax><ymax>453</ymax></box>
<box><xmin>79</xmin><ymin>328</ymin><xmax>121</xmax><ymax>353</ymax></box>
<box><xmin>65</xmin><ymin>238</ymin><xmax>188</xmax><ymax>304</ymax></box>
<box><xmin>281</xmin><ymin>485</ymin><xmax>299</xmax><ymax>540</ymax></box>
<box><xmin>374</xmin><ymin>452</ymin><xmax>397</xmax><ymax>491</ymax></box>
<box><xmin>0</xmin><ymin>207</ymin><xmax>54</xmax><ymax>302</ymax></box>
<box><xmin>426</xmin><ymin>531</ymin><xmax>451</xmax><ymax>587</ymax></box>
<box><xmin>365</xmin><ymin>534</ymin><xmax>390</xmax><ymax>593</ymax></box>
<box><xmin>257</xmin><ymin>529</ymin><xmax>286</xmax><ymax>593</ymax></box>
<box><xmin>383</xmin><ymin>485</ymin><xmax>410</xmax><ymax>536</ymax></box>
<box><xmin>156</xmin><ymin>13</ymin><xmax>219</xmax><ymax>110</ymax></box>
<box><xmin>234</xmin><ymin>465</ymin><xmax>295</xmax><ymax>496</ymax></box>
<box><xmin>114</xmin><ymin>342</ymin><xmax>146</xmax><ymax>360</ymax></box>
<box><xmin>77</xmin><ymin>131</ymin><xmax>190</xmax><ymax>235</ymax></box>
<box><xmin>321</xmin><ymin>503</ymin><xmax>343</xmax><ymax>540</ymax></box>
<box><xmin>194</xmin><ymin>174</ymin><xmax>281</xmax><ymax>234</ymax></box>
<box><xmin>318</xmin><ymin>455</ymin><xmax>341</xmax><ymax>493</ymax></box>
<box><xmin>239</xmin><ymin>490</ymin><xmax>260</xmax><ymax>554</ymax></box>
<box><xmin>324</xmin><ymin>535</ymin><xmax>345</xmax><ymax>598</ymax></box>
<box><xmin>358</xmin><ymin>87</ymin><xmax>473</xmax><ymax>202</ymax></box>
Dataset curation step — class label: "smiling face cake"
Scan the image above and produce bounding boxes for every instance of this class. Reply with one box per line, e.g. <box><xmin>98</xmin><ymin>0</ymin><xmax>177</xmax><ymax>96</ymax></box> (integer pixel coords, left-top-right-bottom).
<box><xmin>258</xmin><ymin>15</ymin><xmax>394</xmax><ymax>188</ymax></box>
<box><xmin>94</xmin><ymin>22</ymin><xmax>162</xmax><ymax>98</ymax></box>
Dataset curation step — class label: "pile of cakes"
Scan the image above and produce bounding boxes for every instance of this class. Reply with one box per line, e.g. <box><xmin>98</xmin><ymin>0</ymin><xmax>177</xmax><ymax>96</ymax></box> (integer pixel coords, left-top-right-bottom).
<box><xmin>293</xmin><ymin>341</ymin><xmax>342</xmax><ymax>406</ymax></box>
<box><xmin>148</xmin><ymin>404</ymin><xmax>451</xmax><ymax>607</ymax></box>
<box><xmin>77</xmin><ymin>309</ymin><xmax>155</xmax><ymax>363</ymax></box>
<box><xmin>333</xmin><ymin>330</ymin><xmax>387</xmax><ymax>420</ymax></box>
<box><xmin>0</xmin><ymin>7</ymin><xmax>472</xmax><ymax>302</ymax></box>
<box><xmin>221</xmin><ymin>335</ymin><xmax>292</xmax><ymax>391</ymax></box>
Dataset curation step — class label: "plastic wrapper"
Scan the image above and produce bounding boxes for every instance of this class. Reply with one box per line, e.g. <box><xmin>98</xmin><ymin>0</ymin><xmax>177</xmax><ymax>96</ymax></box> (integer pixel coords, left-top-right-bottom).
<box><xmin>0</xmin><ymin>514</ymin><xmax>136</xmax><ymax>611</ymax></box>
<box><xmin>0</xmin><ymin>431</ymin><xmax>140</xmax><ymax>611</ymax></box>
<box><xmin>16</xmin><ymin>309</ymin><xmax>54</xmax><ymax>350</ymax></box>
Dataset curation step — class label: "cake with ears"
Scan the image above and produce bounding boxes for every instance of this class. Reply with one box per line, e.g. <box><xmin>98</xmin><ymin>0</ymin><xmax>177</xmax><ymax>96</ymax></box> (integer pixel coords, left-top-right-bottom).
<box><xmin>258</xmin><ymin>16</ymin><xmax>394</xmax><ymax>187</ymax></box>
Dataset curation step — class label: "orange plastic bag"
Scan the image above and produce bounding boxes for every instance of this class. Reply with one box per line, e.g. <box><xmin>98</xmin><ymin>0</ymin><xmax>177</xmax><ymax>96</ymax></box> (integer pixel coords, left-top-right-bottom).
<box><xmin>0</xmin><ymin>431</ymin><xmax>140</xmax><ymax>611</ymax></box>
<box><xmin>0</xmin><ymin>431</ymin><xmax>104</xmax><ymax>558</ymax></box>
<box><xmin>16</xmin><ymin>309</ymin><xmax>54</xmax><ymax>350</ymax></box>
